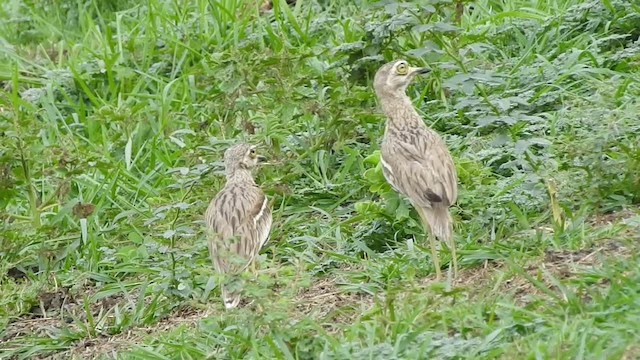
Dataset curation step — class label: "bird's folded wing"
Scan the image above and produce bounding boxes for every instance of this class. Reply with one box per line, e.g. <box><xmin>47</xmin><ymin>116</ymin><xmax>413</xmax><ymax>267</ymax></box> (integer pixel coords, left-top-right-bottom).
<box><xmin>386</xmin><ymin>139</ymin><xmax>457</xmax><ymax>208</ymax></box>
<box><xmin>205</xmin><ymin>186</ymin><xmax>272</xmax><ymax>273</ymax></box>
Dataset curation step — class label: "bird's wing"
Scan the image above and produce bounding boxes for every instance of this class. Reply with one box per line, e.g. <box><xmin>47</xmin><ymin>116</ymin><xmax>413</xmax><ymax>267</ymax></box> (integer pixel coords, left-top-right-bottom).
<box><xmin>382</xmin><ymin>135</ymin><xmax>457</xmax><ymax>208</ymax></box>
<box><xmin>243</xmin><ymin>188</ymin><xmax>272</xmax><ymax>251</ymax></box>
<box><xmin>205</xmin><ymin>184</ymin><xmax>271</xmax><ymax>274</ymax></box>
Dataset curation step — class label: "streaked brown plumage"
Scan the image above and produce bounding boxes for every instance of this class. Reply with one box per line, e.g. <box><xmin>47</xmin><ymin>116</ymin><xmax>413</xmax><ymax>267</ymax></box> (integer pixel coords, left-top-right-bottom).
<box><xmin>204</xmin><ymin>143</ymin><xmax>272</xmax><ymax>308</ymax></box>
<box><xmin>373</xmin><ymin>59</ymin><xmax>458</xmax><ymax>280</ymax></box>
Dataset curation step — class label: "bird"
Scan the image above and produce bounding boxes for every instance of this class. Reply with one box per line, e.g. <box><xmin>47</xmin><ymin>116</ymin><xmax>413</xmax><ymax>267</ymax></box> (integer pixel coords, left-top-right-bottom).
<box><xmin>204</xmin><ymin>143</ymin><xmax>272</xmax><ymax>309</ymax></box>
<box><xmin>372</xmin><ymin>59</ymin><xmax>458</xmax><ymax>281</ymax></box>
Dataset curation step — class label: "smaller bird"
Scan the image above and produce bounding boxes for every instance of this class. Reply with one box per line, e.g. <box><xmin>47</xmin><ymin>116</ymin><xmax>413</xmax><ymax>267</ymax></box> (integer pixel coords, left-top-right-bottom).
<box><xmin>204</xmin><ymin>143</ymin><xmax>272</xmax><ymax>309</ymax></box>
<box><xmin>373</xmin><ymin>59</ymin><xmax>459</xmax><ymax>281</ymax></box>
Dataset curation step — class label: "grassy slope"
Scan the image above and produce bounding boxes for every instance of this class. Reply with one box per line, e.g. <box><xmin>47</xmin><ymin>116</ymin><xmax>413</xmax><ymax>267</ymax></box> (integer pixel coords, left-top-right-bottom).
<box><xmin>1</xmin><ymin>0</ymin><xmax>639</xmax><ymax>358</ymax></box>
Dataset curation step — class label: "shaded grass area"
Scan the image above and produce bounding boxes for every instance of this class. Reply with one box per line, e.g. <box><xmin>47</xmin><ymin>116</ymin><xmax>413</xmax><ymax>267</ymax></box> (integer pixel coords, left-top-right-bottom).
<box><xmin>1</xmin><ymin>0</ymin><xmax>640</xmax><ymax>358</ymax></box>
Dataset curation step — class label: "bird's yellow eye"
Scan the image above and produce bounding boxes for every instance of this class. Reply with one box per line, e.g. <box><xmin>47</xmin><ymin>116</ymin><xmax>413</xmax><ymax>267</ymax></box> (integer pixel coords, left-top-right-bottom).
<box><xmin>396</xmin><ymin>62</ymin><xmax>408</xmax><ymax>75</ymax></box>
<box><xmin>249</xmin><ymin>148</ymin><xmax>256</xmax><ymax>156</ymax></box>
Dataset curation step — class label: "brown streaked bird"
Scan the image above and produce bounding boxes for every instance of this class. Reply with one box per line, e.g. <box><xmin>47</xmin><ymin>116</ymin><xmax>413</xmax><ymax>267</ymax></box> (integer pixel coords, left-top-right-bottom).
<box><xmin>204</xmin><ymin>143</ymin><xmax>272</xmax><ymax>309</ymax></box>
<box><xmin>373</xmin><ymin>59</ymin><xmax>458</xmax><ymax>281</ymax></box>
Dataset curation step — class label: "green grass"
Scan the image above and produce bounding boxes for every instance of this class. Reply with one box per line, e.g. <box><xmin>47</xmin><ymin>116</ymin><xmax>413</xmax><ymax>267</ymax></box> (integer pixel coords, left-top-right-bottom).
<box><xmin>1</xmin><ymin>0</ymin><xmax>640</xmax><ymax>358</ymax></box>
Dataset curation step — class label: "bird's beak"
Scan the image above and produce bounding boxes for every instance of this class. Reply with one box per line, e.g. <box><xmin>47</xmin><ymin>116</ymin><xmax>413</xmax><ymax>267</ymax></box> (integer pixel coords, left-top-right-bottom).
<box><xmin>256</xmin><ymin>155</ymin><xmax>268</xmax><ymax>163</ymax></box>
<box><xmin>411</xmin><ymin>66</ymin><xmax>431</xmax><ymax>75</ymax></box>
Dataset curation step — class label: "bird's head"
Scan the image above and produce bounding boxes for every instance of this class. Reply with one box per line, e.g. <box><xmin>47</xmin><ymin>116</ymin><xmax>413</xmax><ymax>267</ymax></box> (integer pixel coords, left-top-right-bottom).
<box><xmin>373</xmin><ymin>59</ymin><xmax>431</xmax><ymax>97</ymax></box>
<box><xmin>223</xmin><ymin>143</ymin><xmax>267</xmax><ymax>173</ymax></box>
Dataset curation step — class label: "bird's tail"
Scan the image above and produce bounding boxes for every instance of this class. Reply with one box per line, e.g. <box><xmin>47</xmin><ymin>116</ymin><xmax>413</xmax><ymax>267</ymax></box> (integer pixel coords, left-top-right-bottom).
<box><xmin>417</xmin><ymin>205</ymin><xmax>452</xmax><ymax>242</ymax></box>
<box><xmin>417</xmin><ymin>205</ymin><xmax>457</xmax><ymax>278</ymax></box>
<box><xmin>221</xmin><ymin>284</ymin><xmax>242</xmax><ymax>309</ymax></box>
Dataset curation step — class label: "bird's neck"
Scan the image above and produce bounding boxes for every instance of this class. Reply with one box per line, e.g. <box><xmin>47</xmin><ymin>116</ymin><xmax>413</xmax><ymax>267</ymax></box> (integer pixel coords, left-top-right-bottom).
<box><xmin>378</xmin><ymin>92</ymin><xmax>423</xmax><ymax>127</ymax></box>
<box><xmin>225</xmin><ymin>168</ymin><xmax>256</xmax><ymax>184</ymax></box>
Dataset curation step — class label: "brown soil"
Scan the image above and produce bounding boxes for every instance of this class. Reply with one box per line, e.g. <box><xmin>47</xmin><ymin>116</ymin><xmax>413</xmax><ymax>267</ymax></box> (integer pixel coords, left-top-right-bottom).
<box><xmin>293</xmin><ymin>274</ymin><xmax>374</xmax><ymax>329</ymax></box>
<box><xmin>4</xmin><ymin>208</ymin><xmax>637</xmax><ymax>359</ymax></box>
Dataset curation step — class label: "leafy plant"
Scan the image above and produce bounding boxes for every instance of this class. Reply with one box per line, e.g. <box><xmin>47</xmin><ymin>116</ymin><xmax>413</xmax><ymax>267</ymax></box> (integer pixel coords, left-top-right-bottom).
<box><xmin>1</xmin><ymin>0</ymin><xmax>640</xmax><ymax>358</ymax></box>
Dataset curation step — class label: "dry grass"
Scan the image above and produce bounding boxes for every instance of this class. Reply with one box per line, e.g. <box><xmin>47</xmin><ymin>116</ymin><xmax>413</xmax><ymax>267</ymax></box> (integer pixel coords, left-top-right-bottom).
<box><xmin>65</xmin><ymin>305</ymin><xmax>215</xmax><ymax>359</ymax></box>
<box><xmin>294</xmin><ymin>276</ymin><xmax>373</xmax><ymax>326</ymax></box>
<box><xmin>3</xmin><ymin>209</ymin><xmax>638</xmax><ymax>359</ymax></box>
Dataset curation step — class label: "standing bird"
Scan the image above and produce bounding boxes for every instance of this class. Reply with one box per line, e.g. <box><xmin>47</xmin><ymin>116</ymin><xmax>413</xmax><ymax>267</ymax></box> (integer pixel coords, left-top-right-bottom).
<box><xmin>373</xmin><ymin>59</ymin><xmax>458</xmax><ymax>281</ymax></box>
<box><xmin>204</xmin><ymin>143</ymin><xmax>272</xmax><ymax>309</ymax></box>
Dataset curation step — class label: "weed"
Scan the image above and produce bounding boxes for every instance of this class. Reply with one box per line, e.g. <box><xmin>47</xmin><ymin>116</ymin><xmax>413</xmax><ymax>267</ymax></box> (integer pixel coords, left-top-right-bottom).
<box><xmin>1</xmin><ymin>0</ymin><xmax>639</xmax><ymax>358</ymax></box>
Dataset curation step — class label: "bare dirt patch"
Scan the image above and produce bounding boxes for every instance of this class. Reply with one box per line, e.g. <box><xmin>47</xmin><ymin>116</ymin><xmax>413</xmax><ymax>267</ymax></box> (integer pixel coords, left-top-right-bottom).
<box><xmin>454</xmin><ymin>208</ymin><xmax>639</xmax><ymax>303</ymax></box>
<box><xmin>425</xmin><ymin>224</ymin><xmax>636</xmax><ymax>304</ymax></box>
<box><xmin>2</xmin><ymin>285</ymin><xmax>140</xmax><ymax>357</ymax></box>
<box><xmin>622</xmin><ymin>344</ymin><xmax>640</xmax><ymax>360</ymax></box>
<box><xmin>63</xmin><ymin>304</ymin><xmax>214</xmax><ymax>359</ymax></box>
<box><xmin>294</xmin><ymin>274</ymin><xmax>374</xmax><ymax>328</ymax></box>
<box><xmin>66</xmin><ymin>274</ymin><xmax>375</xmax><ymax>358</ymax></box>
<box><xmin>427</xmin><ymin>238</ymin><xmax>632</xmax><ymax>306</ymax></box>
<box><xmin>1</xmin><ymin>304</ymin><xmax>214</xmax><ymax>360</ymax></box>
<box><xmin>543</xmin><ymin>239</ymin><xmax>630</xmax><ymax>272</ymax></box>
<box><xmin>3</xmin><ymin>268</ymin><xmax>376</xmax><ymax>358</ymax></box>
<box><xmin>452</xmin><ymin>261</ymin><xmax>505</xmax><ymax>288</ymax></box>
<box><xmin>500</xmin><ymin>238</ymin><xmax>631</xmax><ymax>304</ymax></box>
<box><xmin>5</xmin><ymin>209</ymin><xmax>637</xmax><ymax>358</ymax></box>
<box><xmin>3</xmin><ymin>287</ymin><xmax>75</xmax><ymax>341</ymax></box>
<box><xmin>588</xmin><ymin>208</ymin><xmax>638</xmax><ymax>227</ymax></box>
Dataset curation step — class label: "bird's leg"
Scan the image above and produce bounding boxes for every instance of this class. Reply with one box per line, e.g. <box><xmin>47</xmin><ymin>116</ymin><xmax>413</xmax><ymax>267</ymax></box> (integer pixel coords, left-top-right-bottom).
<box><xmin>448</xmin><ymin>236</ymin><xmax>458</xmax><ymax>278</ymax></box>
<box><xmin>428</xmin><ymin>231</ymin><xmax>442</xmax><ymax>281</ymax></box>
<box><xmin>248</xmin><ymin>260</ymin><xmax>258</xmax><ymax>276</ymax></box>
